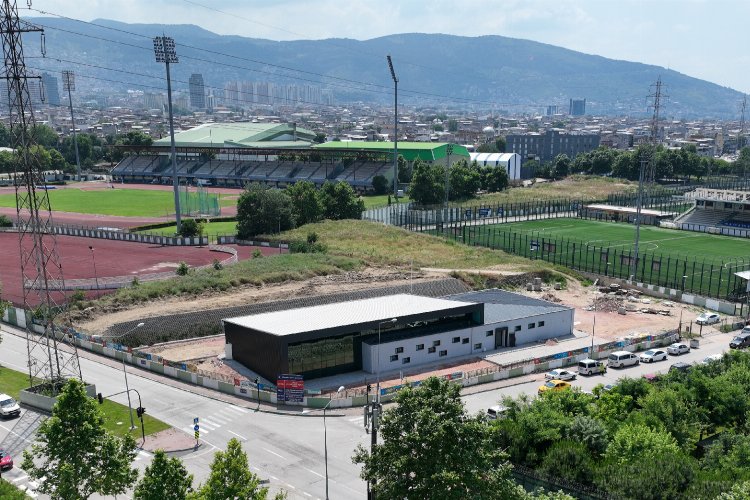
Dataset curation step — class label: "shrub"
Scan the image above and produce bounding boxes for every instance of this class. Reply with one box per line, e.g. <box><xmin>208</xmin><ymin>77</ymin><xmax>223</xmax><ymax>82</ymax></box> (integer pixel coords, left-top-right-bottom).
<box><xmin>176</xmin><ymin>262</ymin><xmax>189</xmax><ymax>276</ymax></box>
<box><xmin>372</xmin><ymin>174</ymin><xmax>388</xmax><ymax>195</ymax></box>
<box><xmin>307</xmin><ymin>232</ymin><xmax>318</xmax><ymax>245</ymax></box>
<box><xmin>252</xmin><ymin>249</ymin><xmax>263</xmax><ymax>259</ymax></box>
<box><xmin>0</xmin><ymin>214</ymin><xmax>12</xmax><ymax>227</ymax></box>
<box><xmin>131</xmin><ymin>276</ymin><xmax>140</xmax><ymax>287</ymax></box>
<box><xmin>212</xmin><ymin>259</ymin><xmax>223</xmax><ymax>270</ymax></box>
<box><xmin>178</xmin><ymin>219</ymin><xmax>199</xmax><ymax>238</ymax></box>
<box><xmin>70</xmin><ymin>289</ymin><xmax>86</xmax><ymax>303</ymax></box>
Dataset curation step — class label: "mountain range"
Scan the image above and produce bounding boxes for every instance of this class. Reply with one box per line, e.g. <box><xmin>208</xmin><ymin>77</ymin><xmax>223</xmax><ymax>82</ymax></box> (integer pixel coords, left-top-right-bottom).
<box><xmin>23</xmin><ymin>17</ymin><xmax>745</xmax><ymax>119</ymax></box>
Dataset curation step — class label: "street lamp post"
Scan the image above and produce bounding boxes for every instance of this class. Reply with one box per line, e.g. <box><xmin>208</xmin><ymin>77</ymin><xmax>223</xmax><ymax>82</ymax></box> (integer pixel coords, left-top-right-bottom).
<box><xmin>103</xmin><ymin>322</ymin><xmax>144</xmax><ymax>430</ymax></box>
<box><xmin>88</xmin><ymin>246</ymin><xmax>100</xmax><ymax>297</ymax></box>
<box><xmin>370</xmin><ymin>317</ymin><xmax>397</xmax><ymax>500</ymax></box>
<box><xmin>302</xmin><ymin>385</ymin><xmax>344</xmax><ymax>500</ymax></box>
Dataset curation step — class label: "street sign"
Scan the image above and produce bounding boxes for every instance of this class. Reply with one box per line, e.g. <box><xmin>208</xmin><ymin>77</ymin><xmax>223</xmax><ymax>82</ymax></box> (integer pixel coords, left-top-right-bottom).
<box><xmin>194</xmin><ymin>431</ymin><xmax>199</xmax><ymax>440</ymax></box>
<box><xmin>276</xmin><ymin>374</ymin><xmax>304</xmax><ymax>403</ymax></box>
<box><xmin>193</xmin><ymin>417</ymin><xmax>199</xmax><ymax>424</ymax></box>
<box><xmin>193</xmin><ymin>424</ymin><xmax>199</xmax><ymax>431</ymax></box>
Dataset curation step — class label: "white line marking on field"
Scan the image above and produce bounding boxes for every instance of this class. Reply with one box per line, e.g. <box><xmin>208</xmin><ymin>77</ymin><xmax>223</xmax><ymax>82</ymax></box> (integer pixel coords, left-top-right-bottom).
<box><xmin>303</xmin><ymin>492</ymin><xmax>312</xmax><ymax>497</ymax></box>
<box><xmin>227</xmin><ymin>430</ymin><xmax>247</xmax><ymax>441</ymax></box>
<box><xmin>262</xmin><ymin>447</ymin><xmax>285</xmax><ymax>459</ymax></box>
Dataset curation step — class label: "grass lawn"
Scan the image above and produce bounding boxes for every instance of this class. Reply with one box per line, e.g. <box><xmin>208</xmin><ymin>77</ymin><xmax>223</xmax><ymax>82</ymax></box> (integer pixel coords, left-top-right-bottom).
<box><xmin>490</xmin><ymin>218</ymin><xmax>750</xmax><ymax>262</ymax></box>
<box><xmin>362</xmin><ymin>194</ymin><xmax>411</xmax><ymax>209</ymax></box>
<box><xmin>0</xmin><ymin>364</ymin><xmax>170</xmax><ymax>439</ymax></box>
<box><xmin>0</xmin><ymin>188</ymin><xmax>234</xmax><ymax>218</ymax></box>
<box><xmin>137</xmin><ymin>220</ymin><xmax>238</xmax><ymax>237</ymax></box>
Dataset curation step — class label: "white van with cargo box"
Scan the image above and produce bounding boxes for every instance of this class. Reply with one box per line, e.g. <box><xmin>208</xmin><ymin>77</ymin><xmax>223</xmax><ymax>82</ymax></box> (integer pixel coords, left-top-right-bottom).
<box><xmin>608</xmin><ymin>351</ymin><xmax>639</xmax><ymax>369</ymax></box>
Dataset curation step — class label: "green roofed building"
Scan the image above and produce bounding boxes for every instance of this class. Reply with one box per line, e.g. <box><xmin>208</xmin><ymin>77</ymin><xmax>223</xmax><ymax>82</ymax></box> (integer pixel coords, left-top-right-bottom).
<box><xmin>313</xmin><ymin>141</ymin><xmax>470</xmax><ymax>162</ymax></box>
<box><xmin>152</xmin><ymin>122</ymin><xmax>316</xmax><ymax>149</ymax></box>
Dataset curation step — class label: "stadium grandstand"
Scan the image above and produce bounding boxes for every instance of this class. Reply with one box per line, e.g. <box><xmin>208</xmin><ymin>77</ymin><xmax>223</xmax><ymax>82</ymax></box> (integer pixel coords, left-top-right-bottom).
<box><xmin>677</xmin><ymin>188</ymin><xmax>750</xmax><ymax>236</ymax></box>
<box><xmin>111</xmin><ymin>123</ymin><xmax>471</xmax><ymax>192</ymax></box>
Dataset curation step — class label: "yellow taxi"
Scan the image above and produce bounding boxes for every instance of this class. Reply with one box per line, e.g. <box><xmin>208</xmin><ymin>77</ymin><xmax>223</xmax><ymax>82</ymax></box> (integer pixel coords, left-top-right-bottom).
<box><xmin>537</xmin><ymin>379</ymin><xmax>572</xmax><ymax>395</ymax></box>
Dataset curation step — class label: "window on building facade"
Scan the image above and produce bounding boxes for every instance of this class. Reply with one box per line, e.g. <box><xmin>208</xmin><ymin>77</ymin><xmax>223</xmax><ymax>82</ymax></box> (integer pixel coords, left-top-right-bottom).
<box><xmin>474</xmin><ymin>343</ymin><xmax>482</xmax><ymax>350</ymax></box>
<box><xmin>515</xmin><ymin>325</ymin><xmax>522</xmax><ymax>332</ymax></box>
<box><xmin>416</xmin><ymin>344</ymin><xmax>424</xmax><ymax>351</ymax></box>
<box><xmin>486</xmin><ymin>331</ymin><xmax>493</xmax><ymax>337</ymax></box>
<box><xmin>452</xmin><ymin>337</ymin><xmax>460</xmax><ymax>343</ymax></box>
<box><xmin>390</xmin><ymin>354</ymin><xmax>398</xmax><ymax>362</ymax></box>
<box><xmin>528</xmin><ymin>323</ymin><xmax>536</xmax><ymax>329</ymax></box>
<box><xmin>462</xmin><ymin>338</ymin><xmax>469</xmax><ymax>344</ymax></box>
<box><xmin>439</xmin><ymin>350</ymin><xmax>447</xmax><ymax>357</ymax></box>
<box><xmin>402</xmin><ymin>357</ymin><xmax>411</xmax><ymax>364</ymax></box>
<box><xmin>395</xmin><ymin>347</ymin><xmax>404</xmax><ymax>354</ymax></box>
<box><xmin>428</xmin><ymin>346</ymin><xmax>436</xmax><ymax>354</ymax></box>
<box><xmin>539</xmin><ymin>321</ymin><xmax>545</xmax><ymax>327</ymax></box>
<box><xmin>433</xmin><ymin>340</ymin><xmax>441</xmax><ymax>347</ymax></box>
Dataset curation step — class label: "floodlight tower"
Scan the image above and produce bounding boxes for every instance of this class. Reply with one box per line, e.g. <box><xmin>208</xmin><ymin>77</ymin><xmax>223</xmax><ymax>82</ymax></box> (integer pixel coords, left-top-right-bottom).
<box><xmin>153</xmin><ymin>35</ymin><xmax>181</xmax><ymax>232</ymax></box>
<box><xmin>387</xmin><ymin>55</ymin><xmax>398</xmax><ymax>198</ymax></box>
<box><xmin>61</xmin><ymin>70</ymin><xmax>81</xmax><ymax>181</ymax></box>
<box><xmin>1</xmin><ymin>0</ymin><xmax>81</xmax><ymax>392</ymax></box>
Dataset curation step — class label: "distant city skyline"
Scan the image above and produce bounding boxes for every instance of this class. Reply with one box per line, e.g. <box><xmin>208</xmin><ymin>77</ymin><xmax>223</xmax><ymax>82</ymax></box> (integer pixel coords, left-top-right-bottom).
<box><xmin>32</xmin><ymin>0</ymin><xmax>750</xmax><ymax>95</ymax></box>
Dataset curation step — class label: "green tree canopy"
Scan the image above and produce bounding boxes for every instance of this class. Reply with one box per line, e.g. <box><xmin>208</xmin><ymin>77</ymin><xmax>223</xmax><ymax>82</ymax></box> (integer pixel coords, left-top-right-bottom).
<box><xmin>448</xmin><ymin>159</ymin><xmax>481</xmax><ymax>200</ymax></box>
<box><xmin>236</xmin><ymin>183</ymin><xmax>295</xmax><ymax>239</ymax></box>
<box><xmin>409</xmin><ymin>158</ymin><xmax>446</xmax><ymax>206</ymax></box>
<box><xmin>319</xmin><ymin>181</ymin><xmax>364</xmax><ymax>220</ymax></box>
<box><xmin>354</xmin><ymin>376</ymin><xmax>525</xmax><ymax>500</ymax></box>
<box><xmin>192</xmin><ymin>438</ymin><xmax>282</xmax><ymax>500</ymax></box>
<box><xmin>286</xmin><ymin>180</ymin><xmax>323</xmax><ymax>226</ymax></box>
<box><xmin>134</xmin><ymin>449</ymin><xmax>193</xmax><ymax>500</ymax></box>
<box><xmin>21</xmin><ymin>378</ymin><xmax>138</xmax><ymax>499</ymax></box>
<box><xmin>371</xmin><ymin>174</ymin><xmax>388</xmax><ymax>195</ymax></box>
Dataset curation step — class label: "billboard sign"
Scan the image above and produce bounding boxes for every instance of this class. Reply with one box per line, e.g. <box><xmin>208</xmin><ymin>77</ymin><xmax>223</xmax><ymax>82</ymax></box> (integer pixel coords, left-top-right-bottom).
<box><xmin>277</xmin><ymin>374</ymin><xmax>304</xmax><ymax>403</ymax></box>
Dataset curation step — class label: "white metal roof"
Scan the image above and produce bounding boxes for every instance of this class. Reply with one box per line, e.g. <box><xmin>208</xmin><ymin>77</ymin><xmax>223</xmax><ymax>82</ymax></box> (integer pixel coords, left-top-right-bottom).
<box><xmin>223</xmin><ymin>294</ymin><xmax>477</xmax><ymax>336</ymax></box>
<box><xmin>469</xmin><ymin>152</ymin><xmax>518</xmax><ymax>166</ymax></box>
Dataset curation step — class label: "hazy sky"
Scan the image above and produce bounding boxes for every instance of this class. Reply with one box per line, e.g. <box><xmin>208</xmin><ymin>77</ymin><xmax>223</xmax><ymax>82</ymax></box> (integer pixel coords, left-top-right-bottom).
<box><xmin>31</xmin><ymin>0</ymin><xmax>750</xmax><ymax>93</ymax></box>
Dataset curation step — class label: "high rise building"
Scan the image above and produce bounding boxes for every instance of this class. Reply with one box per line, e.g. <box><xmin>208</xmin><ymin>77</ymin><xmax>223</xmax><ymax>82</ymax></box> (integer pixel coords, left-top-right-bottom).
<box><xmin>42</xmin><ymin>73</ymin><xmax>60</xmax><ymax>106</ymax></box>
<box><xmin>569</xmin><ymin>98</ymin><xmax>586</xmax><ymax>116</ymax></box>
<box><xmin>189</xmin><ymin>73</ymin><xmax>205</xmax><ymax>109</ymax></box>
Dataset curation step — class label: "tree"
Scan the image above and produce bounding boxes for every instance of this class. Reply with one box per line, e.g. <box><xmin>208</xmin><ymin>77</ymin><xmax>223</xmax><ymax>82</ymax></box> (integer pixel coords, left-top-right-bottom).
<box><xmin>448</xmin><ymin>159</ymin><xmax>481</xmax><ymax>200</ymax></box>
<box><xmin>134</xmin><ymin>449</ymin><xmax>193</xmax><ymax>500</ymax></box>
<box><xmin>353</xmin><ymin>377</ymin><xmax>525</xmax><ymax>500</ymax></box>
<box><xmin>596</xmin><ymin>449</ymin><xmax>694</xmax><ymax>500</ymax></box>
<box><xmin>21</xmin><ymin>378</ymin><xmax>138</xmax><ymax>499</ymax></box>
<box><xmin>605</xmin><ymin>423</ymin><xmax>680</xmax><ymax>464</ymax></box>
<box><xmin>718</xmin><ymin>482</ymin><xmax>750</xmax><ymax>499</ymax></box>
<box><xmin>236</xmin><ymin>183</ymin><xmax>295</xmax><ymax>239</ymax></box>
<box><xmin>396</xmin><ymin>155</ymin><xmax>411</xmax><ymax>183</ymax></box>
<box><xmin>286</xmin><ymin>180</ymin><xmax>323</xmax><ymax>226</ymax></box>
<box><xmin>481</xmin><ymin>165</ymin><xmax>509</xmax><ymax>193</ymax></box>
<box><xmin>29</xmin><ymin>124</ymin><xmax>58</xmax><ymax>148</ymax></box>
<box><xmin>495</xmin><ymin>136</ymin><xmax>506</xmax><ymax>153</ymax></box>
<box><xmin>565</xmin><ymin>415</ymin><xmax>608</xmax><ymax>455</ymax></box>
<box><xmin>552</xmin><ymin>154</ymin><xmax>570</xmax><ymax>179</ymax></box>
<box><xmin>179</xmin><ymin>219</ymin><xmax>200</xmax><ymax>238</ymax></box>
<box><xmin>319</xmin><ymin>181</ymin><xmax>364</xmax><ymax>220</ymax></box>
<box><xmin>192</xmin><ymin>438</ymin><xmax>282</xmax><ymax>500</ymax></box>
<box><xmin>540</xmin><ymin>440</ymin><xmax>594</xmax><ymax>485</ymax></box>
<box><xmin>371</xmin><ymin>174</ymin><xmax>388</xmax><ymax>195</ymax></box>
<box><xmin>409</xmin><ymin>158</ymin><xmax>445</xmax><ymax>206</ymax></box>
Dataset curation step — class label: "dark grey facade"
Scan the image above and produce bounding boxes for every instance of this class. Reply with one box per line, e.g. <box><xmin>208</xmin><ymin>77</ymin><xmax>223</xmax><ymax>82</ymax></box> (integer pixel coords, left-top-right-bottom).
<box><xmin>42</xmin><ymin>73</ymin><xmax>60</xmax><ymax>106</ymax></box>
<box><xmin>507</xmin><ymin>130</ymin><xmax>600</xmax><ymax>164</ymax></box>
<box><xmin>569</xmin><ymin>98</ymin><xmax>586</xmax><ymax>116</ymax></box>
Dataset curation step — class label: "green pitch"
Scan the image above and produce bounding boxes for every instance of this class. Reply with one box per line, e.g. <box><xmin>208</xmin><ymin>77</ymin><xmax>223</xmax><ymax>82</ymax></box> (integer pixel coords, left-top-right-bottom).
<box><xmin>489</xmin><ymin>218</ymin><xmax>749</xmax><ymax>262</ymax></box>
<box><xmin>0</xmin><ymin>188</ymin><xmax>233</xmax><ymax>217</ymax></box>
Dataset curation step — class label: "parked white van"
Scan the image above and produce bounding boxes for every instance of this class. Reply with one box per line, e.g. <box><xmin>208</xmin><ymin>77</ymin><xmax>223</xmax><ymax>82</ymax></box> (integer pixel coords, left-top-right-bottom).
<box><xmin>578</xmin><ymin>358</ymin><xmax>606</xmax><ymax>375</ymax></box>
<box><xmin>608</xmin><ymin>351</ymin><xmax>639</xmax><ymax>369</ymax></box>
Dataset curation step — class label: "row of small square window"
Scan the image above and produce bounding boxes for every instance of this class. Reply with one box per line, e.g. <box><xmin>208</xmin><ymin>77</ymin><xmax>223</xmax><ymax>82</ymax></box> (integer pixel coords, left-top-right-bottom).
<box><xmin>484</xmin><ymin>321</ymin><xmax>545</xmax><ymax>337</ymax></box>
<box><xmin>390</xmin><ymin>343</ymin><xmax>486</xmax><ymax>364</ymax></box>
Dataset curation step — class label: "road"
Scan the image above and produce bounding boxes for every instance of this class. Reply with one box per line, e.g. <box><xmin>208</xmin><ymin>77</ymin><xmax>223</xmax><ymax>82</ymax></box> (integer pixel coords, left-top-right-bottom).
<box><xmin>0</xmin><ymin>325</ymin><xmax>735</xmax><ymax>499</ymax></box>
<box><xmin>0</xmin><ymin>327</ymin><xmax>369</xmax><ymax>500</ymax></box>
<box><xmin>463</xmin><ymin>331</ymin><xmax>733</xmax><ymax>415</ymax></box>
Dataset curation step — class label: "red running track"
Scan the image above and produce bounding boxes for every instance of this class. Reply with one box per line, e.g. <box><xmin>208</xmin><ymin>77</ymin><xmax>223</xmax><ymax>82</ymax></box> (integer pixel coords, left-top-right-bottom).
<box><xmin>0</xmin><ymin>233</ymin><xmax>278</xmax><ymax>306</ymax></box>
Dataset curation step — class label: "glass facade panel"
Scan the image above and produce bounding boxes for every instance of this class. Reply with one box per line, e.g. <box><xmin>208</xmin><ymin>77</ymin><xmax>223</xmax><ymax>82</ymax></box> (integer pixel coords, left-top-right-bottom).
<box><xmin>288</xmin><ymin>335</ymin><xmax>355</xmax><ymax>375</ymax></box>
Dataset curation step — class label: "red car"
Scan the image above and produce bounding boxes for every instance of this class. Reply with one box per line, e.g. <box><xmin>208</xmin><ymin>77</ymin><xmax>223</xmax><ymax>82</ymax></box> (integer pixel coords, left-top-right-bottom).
<box><xmin>0</xmin><ymin>449</ymin><xmax>13</xmax><ymax>471</ymax></box>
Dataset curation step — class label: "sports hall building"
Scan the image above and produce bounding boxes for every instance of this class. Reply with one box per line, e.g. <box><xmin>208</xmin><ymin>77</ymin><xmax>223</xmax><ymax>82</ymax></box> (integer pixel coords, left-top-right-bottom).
<box><xmin>222</xmin><ymin>289</ymin><xmax>573</xmax><ymax>381</ymax></box>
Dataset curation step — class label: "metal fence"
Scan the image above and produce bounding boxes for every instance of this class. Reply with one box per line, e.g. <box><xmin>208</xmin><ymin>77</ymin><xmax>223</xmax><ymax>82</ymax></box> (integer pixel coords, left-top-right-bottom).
<box><xmin>438</xmin><ymin>224</ymin><xmax>750</xmax><ymax>301</ymax></box>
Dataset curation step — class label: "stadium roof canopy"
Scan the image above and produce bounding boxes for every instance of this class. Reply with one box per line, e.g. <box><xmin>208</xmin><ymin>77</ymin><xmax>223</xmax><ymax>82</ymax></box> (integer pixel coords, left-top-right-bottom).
<box><xmin>313</xmin><ymin>141</ymin><xmax>470</xmax><ymax>162</ymax></box>
<box><xmin>152</xmin><ymin>122</ymin><xmax>316</xmax><ymax>149</ymax></box>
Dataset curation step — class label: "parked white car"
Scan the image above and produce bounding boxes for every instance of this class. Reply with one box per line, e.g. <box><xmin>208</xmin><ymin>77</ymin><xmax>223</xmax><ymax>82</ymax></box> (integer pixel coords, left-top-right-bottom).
<box><xmin>0</xmin><ymin>394</ymin><xmax>20</xmax><ymax>419</ymax></box>
<box><xmin>702</xmin><ymin>354</ymin><xmax>724</xmax><ymax>364</ymax></box>
<box><xmin>639</xmin><ymin>349</ymin><xmax>668</xmax><ymax>363</ymax></box>
<box><xmin>544</xmin><ymin>369</ymin><xmax>577</xmax><ymax>381</ymax></box>
<box><xmin>696</xmin><ymin>312</ymin><xmax>720</xmax><ymax>325</ymax></box>
<box><xmin>667</xmin><ymin>342</ymin><xmax>690</xmax><ymax>356</ymax></box>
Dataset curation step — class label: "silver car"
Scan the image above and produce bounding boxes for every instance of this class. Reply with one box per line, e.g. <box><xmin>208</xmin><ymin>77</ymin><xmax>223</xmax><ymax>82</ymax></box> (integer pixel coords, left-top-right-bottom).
<box><xmin>667</xmin><ymin>342</ymin><xmax>690</xmax><ymax>356</ymax></box>
<box><xmin>639</xmin><ymin>349</ymin><xmax>668</xmax><ymax>363</ymax></box>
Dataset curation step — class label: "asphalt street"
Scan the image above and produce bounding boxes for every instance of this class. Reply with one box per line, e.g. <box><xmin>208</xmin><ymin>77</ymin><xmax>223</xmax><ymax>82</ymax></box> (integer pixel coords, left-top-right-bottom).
<box><xmin>0</xmin><ymin>324</ymin><xmax>735</xmax><ymax>499</ymax></box>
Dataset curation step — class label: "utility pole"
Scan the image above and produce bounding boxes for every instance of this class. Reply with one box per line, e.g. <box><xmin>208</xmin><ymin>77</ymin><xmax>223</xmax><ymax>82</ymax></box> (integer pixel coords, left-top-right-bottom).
<box><xmin>1</xmin><ymin>0</ymin><xmax>81</xmax><ymax>392</ymax></box>
<box><xmin>153</xmin><ymin>35</ymin><xmax>181</xmax><ymax>232</ymax></box>
<box><xmin>387</xmin><ymin>55</ymin><xmax>398</xmax><ymax>198</ymax></box>
<box><xmin>61</xmin><ymin>70</ymin><xmax>81</xmax><ymax>181</ymax></box>
<box><xmin>739</xmin><ymin>95</ymin><xmax>747</xmax><ymax>181</ymax></box>
<box><xmin>632</xmin><ymin>77</ymin><xmax>664</xmax><ymax>280</ymax></box>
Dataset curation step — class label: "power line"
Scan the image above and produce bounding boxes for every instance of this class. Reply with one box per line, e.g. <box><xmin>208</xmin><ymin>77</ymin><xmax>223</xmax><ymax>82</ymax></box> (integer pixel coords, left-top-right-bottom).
<box><xmin>23</xmin><ymin>8</ymin><xmax>531</xmax><ymax>108</ymax></box>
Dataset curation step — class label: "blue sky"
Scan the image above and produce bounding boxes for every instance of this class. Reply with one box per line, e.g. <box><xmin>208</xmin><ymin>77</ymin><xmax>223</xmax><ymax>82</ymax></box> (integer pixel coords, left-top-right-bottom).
<box><xmin>32</xmin><ymin>0</ymin><xmax>750</xmax><ymax>94</ymax></box>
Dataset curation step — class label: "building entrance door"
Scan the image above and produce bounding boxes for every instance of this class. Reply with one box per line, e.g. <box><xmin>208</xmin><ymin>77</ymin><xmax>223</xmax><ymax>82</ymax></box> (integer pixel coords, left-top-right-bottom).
<box><xmin>495</xmin><ymin>327</ymin><xmax>509</xmax><ymax>348</ymax></box>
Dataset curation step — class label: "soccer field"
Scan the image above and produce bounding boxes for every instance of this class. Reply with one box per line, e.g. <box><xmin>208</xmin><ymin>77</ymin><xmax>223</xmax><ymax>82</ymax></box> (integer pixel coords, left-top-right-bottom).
<box><xmin>492</xmin><ymin>218</ymin><xmax>750</xmax><ymax>262</ymax></box>
<box><xmin>454</xmin><ymin>218</ymin><xmax>750</xmax><ymax>299</ymax></box>
<box><xmin>0</xmin><ymin>188</ymin><xmax>234</xmax><ymax>217</ymax></box>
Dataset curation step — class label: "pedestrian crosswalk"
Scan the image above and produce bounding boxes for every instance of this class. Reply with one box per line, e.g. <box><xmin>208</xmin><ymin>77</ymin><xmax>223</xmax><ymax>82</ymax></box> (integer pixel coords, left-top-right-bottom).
<box><xmin>182</xmin><ymin>404</ymin><xmax>249</xmax><ymax>436</ymax></box>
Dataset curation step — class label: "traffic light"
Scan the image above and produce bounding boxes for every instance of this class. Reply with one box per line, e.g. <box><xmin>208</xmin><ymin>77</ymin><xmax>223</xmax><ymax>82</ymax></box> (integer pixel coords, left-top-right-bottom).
<box><xmin>366</xmin><ymin>384</ymin><xmax>371</xmax><ymax>394</ymax></box>
<box><xmin>97</xmin><ymin>393</ymin><xmax>103</xmax><ymax>404</ymax></box>
<box><xmin>136</xmin><ymin>407</ymin><xmax>146</xmax><ymax>418</ymax></box>
<box><xmin>254</xmin><ymin>377</ymin><xmax>259</xmax><ymax>386</ymax></box>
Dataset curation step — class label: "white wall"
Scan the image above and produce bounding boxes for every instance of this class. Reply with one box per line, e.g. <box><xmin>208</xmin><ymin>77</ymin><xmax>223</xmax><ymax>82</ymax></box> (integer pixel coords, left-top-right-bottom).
<box><xmin>361</xmin><ymin>309</ymin><xmax>574</xmax><ymax>374</ymax></box>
